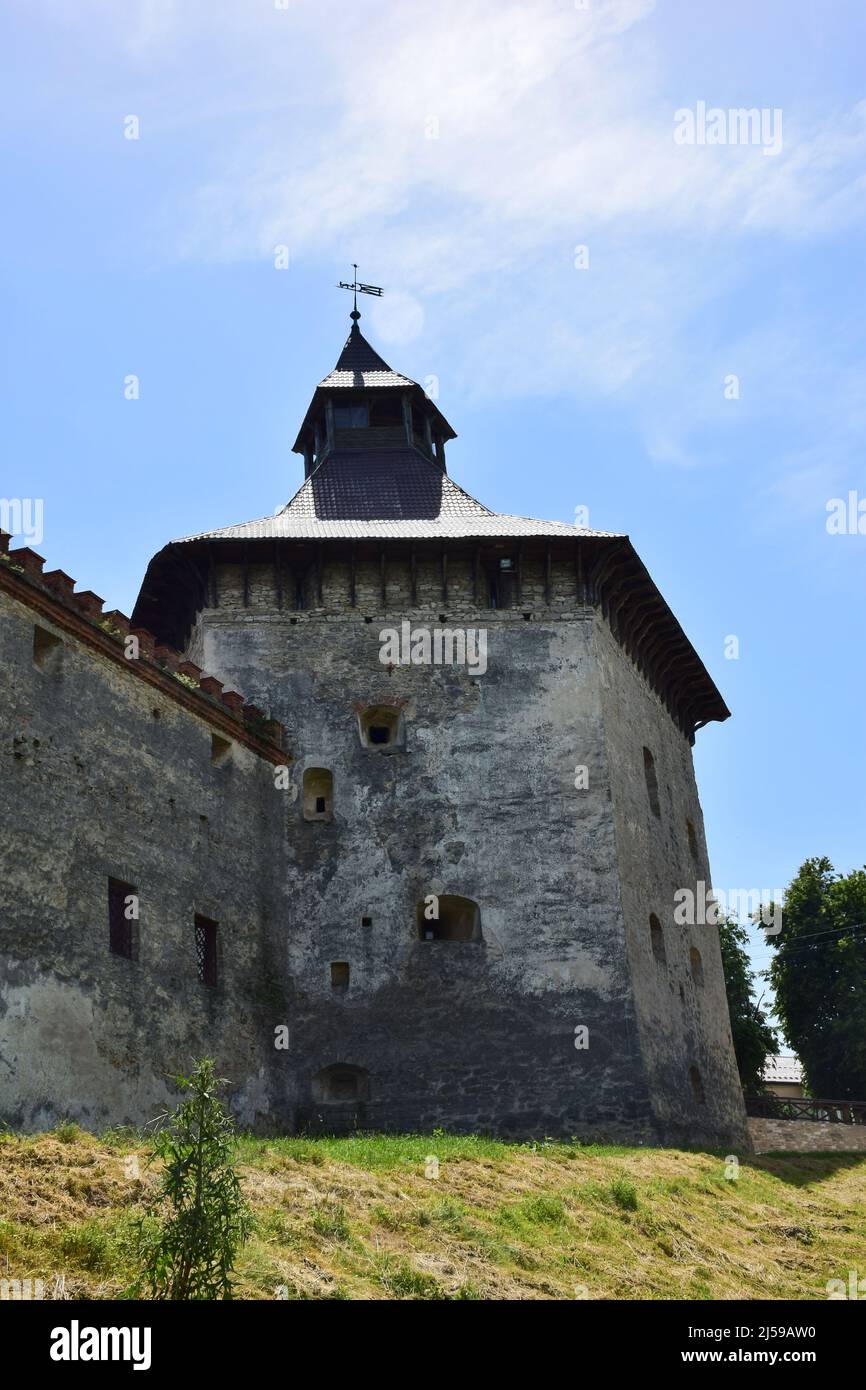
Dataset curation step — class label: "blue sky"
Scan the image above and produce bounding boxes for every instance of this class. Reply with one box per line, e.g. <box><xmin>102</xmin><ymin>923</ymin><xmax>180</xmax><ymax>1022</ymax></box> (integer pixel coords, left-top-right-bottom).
<box><xmin>1</xmin><ymin>0</ymin><xmax>864</xmax><ymax>1021</ymax></box>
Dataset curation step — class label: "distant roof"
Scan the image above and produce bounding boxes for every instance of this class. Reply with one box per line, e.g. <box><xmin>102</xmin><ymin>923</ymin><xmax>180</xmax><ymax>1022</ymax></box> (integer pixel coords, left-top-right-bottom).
<box><xmin>762</xmin><ymin>1056</ymin><xmax>804</xmax><ymax>1084</ymax></box>
<box><xmin>176</xmin><ymin>448</ymin><xmax>619</xmax><ymax>543</ymax></box>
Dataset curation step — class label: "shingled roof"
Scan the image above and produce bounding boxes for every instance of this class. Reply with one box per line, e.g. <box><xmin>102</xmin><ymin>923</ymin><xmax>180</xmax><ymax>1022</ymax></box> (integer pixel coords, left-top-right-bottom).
<box><xmin>292</xmin><ymin>320</ymin><xmax>456</xmax><ymax>453</ymax></box>
<box><xmin>317</xmin><ymin>322</ymin><xmax>415</xmax><ymax>390</ymax></box>
<box><xmin>176</xmin><ymin>448</ymin><xmax>617</xmax><ymax>543</ymax></box>
<box><xmin>132</xmin><ymin>313</ymin><xmax>730</xmax><ymax>740</ymax></box>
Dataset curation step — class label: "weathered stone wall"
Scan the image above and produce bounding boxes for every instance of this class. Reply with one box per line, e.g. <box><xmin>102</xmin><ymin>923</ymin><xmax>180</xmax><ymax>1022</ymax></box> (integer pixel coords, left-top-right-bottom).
<box><xmin>185</xmin><ymin>552</ymin><xmax>744</xmax><ymax>1144</ymax></box>
<box><xmin>1</xmin><ymin>538</ymin><xmax>747</xmax><ymax>1146</ymax></box>
<box><xmin>749</xmin><ymin>1119</ymin><xmax>866</xmax><ymax>1153</ymax></box>
<box><xmin>0</xmin><ymin>585</ymin><xmax>285</xmax><ymax>1132</ymax></box>
<box><xmin>594</xmin><ymin>619</ymin><xmax>749</xmax><ymax>1148</ymax></box>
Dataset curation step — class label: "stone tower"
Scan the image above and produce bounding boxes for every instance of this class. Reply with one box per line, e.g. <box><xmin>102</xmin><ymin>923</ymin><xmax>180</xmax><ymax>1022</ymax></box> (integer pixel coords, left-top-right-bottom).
<box><xmin>129</xmin><ymin>311</ymin><xmax>749</xmax><ymax>1147</ymax></box>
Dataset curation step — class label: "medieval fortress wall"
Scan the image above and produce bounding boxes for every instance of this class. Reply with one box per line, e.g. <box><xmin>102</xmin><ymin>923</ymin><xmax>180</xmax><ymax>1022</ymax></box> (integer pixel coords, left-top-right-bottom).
<box><xmin>184</xmin><ymin>550</ymin><xmax>749</xmax><ymax>1144</ymax></box>
<box><xmin>595</xmin><ymin>619</ymin><xmax>747</xmax><ymax>1146</ymax></box>
<box><xmin>0</xmin><ymin>531</ymin><xmax>748</xmax><ymax>1146</ymax></box>
<box><xmin>0</xmin><ymin>558</ymin><xmax>286</xmax><ymax>1132</ymax></box>
<box><xmin>190</xmin><ymin>555</ymin><xmax>650</xmax><ymax>1138</ymax></box>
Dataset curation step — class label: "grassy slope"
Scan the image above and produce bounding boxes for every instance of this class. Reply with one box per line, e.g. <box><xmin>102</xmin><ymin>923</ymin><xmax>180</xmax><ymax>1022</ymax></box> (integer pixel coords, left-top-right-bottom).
<box><xmin>0</xmin><ymin>1129</ymin><xmax>864</xmax><ymax>1300</ymax></box>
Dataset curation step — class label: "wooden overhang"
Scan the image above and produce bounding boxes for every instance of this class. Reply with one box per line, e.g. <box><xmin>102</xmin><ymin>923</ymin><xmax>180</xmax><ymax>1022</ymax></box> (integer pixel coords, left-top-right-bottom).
<box><xmin>132</xmin><ymin>534</ymin><xmax>730</xmax><ymax>743</ymax></box>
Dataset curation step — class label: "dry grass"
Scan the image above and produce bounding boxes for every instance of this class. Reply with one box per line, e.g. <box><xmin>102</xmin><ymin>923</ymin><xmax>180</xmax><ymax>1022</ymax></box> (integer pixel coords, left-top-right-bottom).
<box><xmin>1</xmin><ymin>1128</ymin><xmax>863</xmax><ymax>1300</ymax></box>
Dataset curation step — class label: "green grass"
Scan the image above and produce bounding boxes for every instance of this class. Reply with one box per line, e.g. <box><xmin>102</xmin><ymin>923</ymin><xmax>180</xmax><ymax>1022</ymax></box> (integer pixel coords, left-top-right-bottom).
<box><xmin>235</xmin><ymin>1130</ymin><xmax>638</xmax><ymax>1174</ymax></box>
<box><xmin>58</xmin><ymin>1220</ymin><xmax>112</xmax><ymax>1273</ymax></box>
<box><xmin>516</xmin><ymin>1194</ymin><xmax>568</xmax><ymax>1225</ymax></box>
<box><xmin>54</xmin><ymin>1122</ymin><xmax>83</xmax><ymax>1145</ymax></box>
<box><xmin>374</xmin><ymin>1256</ymin><xmax>447</xmax><ymax>1300</ymax></box>
<box><xmin>310</xmin><ymin>1200</ymin><xmax>351</xmax><ymax>1241</ymax></box>
<box><xmin>0</xmin><ymin>1126</ymin><xmax>864</xmax><ymax>1300</ymax></box>
<box><xmin>609</xmin><ymin>1177</ymin><xmax>639</xmax><ymax>1211</ymax></box>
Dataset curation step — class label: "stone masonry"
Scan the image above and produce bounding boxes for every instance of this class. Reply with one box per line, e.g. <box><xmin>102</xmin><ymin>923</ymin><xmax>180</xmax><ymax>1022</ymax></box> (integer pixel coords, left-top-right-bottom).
<box><xmin>0</xmin><ymin>315</ymin><xmax>750</xmax><ymax>1148</ymax></box>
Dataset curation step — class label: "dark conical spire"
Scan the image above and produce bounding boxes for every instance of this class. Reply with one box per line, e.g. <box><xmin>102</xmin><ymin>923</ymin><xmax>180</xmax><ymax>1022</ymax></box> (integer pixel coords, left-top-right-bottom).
<box><xmin>291</xmin><ymin>316</ymin><xmax>457</xmax><ymax>475</ymax></box>
<box><xmin>333</xmin><ymin>321</ymin><xmax>394</xmax><ymax>375</ymax></box>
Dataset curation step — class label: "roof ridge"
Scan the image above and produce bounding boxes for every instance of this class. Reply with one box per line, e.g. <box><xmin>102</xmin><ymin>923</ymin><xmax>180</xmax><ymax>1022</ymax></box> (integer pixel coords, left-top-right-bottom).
<box><xmin>176</xmin><ymin>509</ymin><xmax>283</xmax><ymax>543</ymax></box>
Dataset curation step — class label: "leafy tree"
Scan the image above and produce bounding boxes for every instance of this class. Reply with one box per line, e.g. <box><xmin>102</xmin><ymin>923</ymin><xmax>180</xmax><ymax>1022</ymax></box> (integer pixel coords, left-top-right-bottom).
<box><xmin>717</xmin><ymin>914</ymin><xmax>778</xmax><ymax>1093</ymax></box>
<box><xmin>768</xmin><ymin>858</ymin><xmax>866</xmax><ymax>1099</ymax></box>
<box><xmin>136</xmin><ymin>1059</ymin><xmax>252</xmax><ymax>1299</ymax></box>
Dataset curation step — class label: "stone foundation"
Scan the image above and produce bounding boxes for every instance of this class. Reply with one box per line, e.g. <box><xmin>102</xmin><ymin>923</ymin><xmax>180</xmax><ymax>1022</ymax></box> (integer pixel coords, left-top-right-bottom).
<box><xmin>749</xmin><ymin>1118</ymin><xmax>866</xmax><ymax>1153</ymax></box>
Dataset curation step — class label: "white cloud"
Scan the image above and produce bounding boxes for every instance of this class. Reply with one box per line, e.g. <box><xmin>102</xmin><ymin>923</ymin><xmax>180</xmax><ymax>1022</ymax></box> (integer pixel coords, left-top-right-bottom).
<box><xmin>167</xmin><ymin>2</ymin><xmax>865</xmax><ymax>260</ymax></box>
<box><xmin>368</xmin><ymin>290</ymin><xmax>424</xmax><ymax>347</ymax></box>
<box><xmin>20</xmin><ymin>0</ymin><xmax>866</xmax><ymax>482</ymax></box>
<box><xmin>159</xmin><ymin>0</ymin><xmax>866</xmax><ymax>448</ymax></box>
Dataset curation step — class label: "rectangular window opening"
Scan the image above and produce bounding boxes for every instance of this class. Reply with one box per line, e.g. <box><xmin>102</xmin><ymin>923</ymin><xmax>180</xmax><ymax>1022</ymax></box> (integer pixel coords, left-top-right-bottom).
<box><xmin>108</xmin><ymin>877</ymin><xmax>137</xmax><ymax>960</ymax></box>
<box><xmin>211</xmin><ymin>733</ymin><xmax>232</xmax><ymax>766</ymax></box>
<box><xmin>334</xmin><ymin>404</ymin><xmax>369</xmax><ymax>429</ymax></box>
<box><xmin>330</xmin><ymin>961</ymin><xmax>350</xmax><ymax>992</ymax></box>
<box><xmin>195</xmin><ymin>914</ymin><xmax>218</xmax><ymax>986</ymax></box>
<box><xmin>303</xmin><ymin>768</ymin><xmax>333</xmax><ymax>819</ymax></box>
<box><xmin>33</xmin><ymin>625</ymin><xmax>62</xmax><ymax>670</ymax></box>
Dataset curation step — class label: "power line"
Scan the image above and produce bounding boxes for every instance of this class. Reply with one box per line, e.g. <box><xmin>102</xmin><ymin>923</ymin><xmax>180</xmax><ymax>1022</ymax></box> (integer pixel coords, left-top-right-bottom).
<box><xmin>760</xmin><ymin>923</ymin><xmax>866</xmax><ymax>962</ymax></box>
<box><xmin>758</xmin><ymin>919</ymin><xmax>866</xmax><ymax>946</ymax></box>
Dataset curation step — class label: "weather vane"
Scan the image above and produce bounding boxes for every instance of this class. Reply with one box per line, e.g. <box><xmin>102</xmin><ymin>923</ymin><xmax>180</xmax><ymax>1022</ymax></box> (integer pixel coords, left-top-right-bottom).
<box><xmin>337</xmin><ymin>263</ymin><xmax>383</xmax><ymax>319</ymax></box>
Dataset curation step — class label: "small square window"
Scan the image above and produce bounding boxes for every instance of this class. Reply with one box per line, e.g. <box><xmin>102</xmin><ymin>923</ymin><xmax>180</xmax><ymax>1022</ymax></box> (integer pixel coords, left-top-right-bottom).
<box><xmin>361</xmin><ymin>916</ymin><xmax>372</xmax><ymax>927</ymax></box>
<box><xmin>358</xmin><ymin>705</ymin><xmax>402</xmax><ymax>749</ymax></box>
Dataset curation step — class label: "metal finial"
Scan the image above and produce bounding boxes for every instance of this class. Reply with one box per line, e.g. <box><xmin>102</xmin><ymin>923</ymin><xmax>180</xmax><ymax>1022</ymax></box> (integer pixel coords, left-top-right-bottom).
<box><xmin>337</xmin><ymin>263</ymin><xmax>383</xmax><ymax>322</ymax></box>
